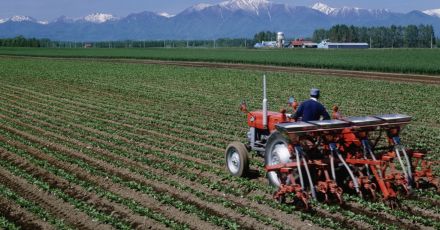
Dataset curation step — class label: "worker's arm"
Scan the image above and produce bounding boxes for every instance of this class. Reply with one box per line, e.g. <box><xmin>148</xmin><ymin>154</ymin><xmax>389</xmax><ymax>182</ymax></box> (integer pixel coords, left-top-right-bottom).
<box><xmin>322</xmin><ymin>106</ymin><xmax>331</xmax><ymax>120</ymax></box>
<box><xmin>292</xmin><ymin>103</ymin><xmax>304</xmax><ymax>121</ymax></box>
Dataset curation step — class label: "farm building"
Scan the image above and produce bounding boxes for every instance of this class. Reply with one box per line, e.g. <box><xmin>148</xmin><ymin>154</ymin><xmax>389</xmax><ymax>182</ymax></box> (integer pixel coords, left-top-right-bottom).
<box><xmin>254</xmin><ymin>41</ymin><xmax>277</xmax><ymax>48</ymax></box>
<box><xmin>318</xmin><ymin>40</ymin><xmax>369</xmax><ymax>49</ymax></box>
<box><xmin>290</xmin><ymin>39</ymin><xmax>318</xmax><ymax>48</ymax></box>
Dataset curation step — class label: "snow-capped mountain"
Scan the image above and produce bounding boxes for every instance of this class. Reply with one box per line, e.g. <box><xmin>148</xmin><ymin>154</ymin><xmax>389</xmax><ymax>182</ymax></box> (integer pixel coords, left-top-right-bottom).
<box><xmin>312</xmin><ymin>2</ymin><xmax>390</xmax><ymax>17</ymax></box>
<box><xmin>83</xmin><ymin>13</ymin><xmax>118</xmax><ymax>23</ymax></box>
<box><xmin>423</xmin><ymin>9</ymin><xmax>440</xmax><ymax>18</ymax></box>
<box><xmin>37</xmin><ymin>20</ymin><xmax>49</xmax><ymax>25</ymax></box>
<box><xmin>312</xmin><ymin>2</ymin><xmax>337</xmax><ymax>15</ymax></box>
<box><xmin>219</xmin><ymin>0</ymin><xmax>270</xmax><ymax>13</ymax></box>
<box><xmin>0</xmin><ymin>0</ymin><xmax>440</xmax><ymax>41</ymax></box>
<box><xmin>0</xmin><ymin>15</ymin><xmax>48</xmax><ymax>24</ymax></box>
<box><xmin>157</xmin><ymin>12</ymin><xmax>175</xmax><ymax>18</ymax></box>
<box><xmin>185</xmin><ymin>3</ymin><xmax>213</xmax><ymax>13</ymax></box>
<box><xmin>10</xmin><ymin>15</ymin><xmax>35</xmax><ymax>22</ymax></box>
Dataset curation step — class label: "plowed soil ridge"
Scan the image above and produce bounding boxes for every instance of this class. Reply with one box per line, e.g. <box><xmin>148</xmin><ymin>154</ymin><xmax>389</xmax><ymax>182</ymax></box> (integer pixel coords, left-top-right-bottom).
<box><xmin>0</xmin><ymin>164</ymin><xmax>114</xmax><ymax>230</ymax></box>
<box><xmin>0</xmin><ymin>80</ymin><xmax>425</xmax><ymax>229</ymax></box>
<box><xmin>0</xmin><ymin>115</ymin><xmax>289</xmax><ymax>230</ymax></box>
<box><xmin>1</xmin><ymin>81</ymin><xmax>438</xmax><ymax>228</ymax></box>
<box><xmin>0</xmin><ymin>91</ymin><xmax>223</xmax><ymax>169</ymax></box>
<box><xmin>0</xmin><ymin>146</ymin><xmax>168</xmax><ymax>230</ymax></box>
<box><xmin>0</xmin><ymin>90</ymin><xmax>223</xmax><ymax>170</ymax></box>
<box><xmin>2</xmin><ymin>83</ymin><xmax>237</xmax><ymax>141</ymax></box>
<box><xmin>0</xmin><ymin>132</ymin><xmax>220</xmax><ymax>230</ymax></box>
<box><xmin>0</xmin><ymin>107</ymin><xmax>319</xmax><ymax>230</ymax></box>
<box><xmin>0</xmin><ymin>195</ymin><xmax>55</xmax><ymax>230</ymax></box>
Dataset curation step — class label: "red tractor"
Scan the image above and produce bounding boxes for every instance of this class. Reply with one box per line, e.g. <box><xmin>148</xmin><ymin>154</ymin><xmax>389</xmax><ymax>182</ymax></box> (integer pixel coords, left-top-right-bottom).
<box><xmin>225</xmin><ymin>75</ymin><xmax>438</xmax><ymax>207</ymax></box>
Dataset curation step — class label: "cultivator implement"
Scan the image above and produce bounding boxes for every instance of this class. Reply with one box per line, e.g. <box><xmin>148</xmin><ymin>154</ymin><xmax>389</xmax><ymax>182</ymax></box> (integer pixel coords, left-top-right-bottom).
<box><xmin>225</xmin><ymin>75</ymin><xmax>439</xmax><ymax>209</ymax></box>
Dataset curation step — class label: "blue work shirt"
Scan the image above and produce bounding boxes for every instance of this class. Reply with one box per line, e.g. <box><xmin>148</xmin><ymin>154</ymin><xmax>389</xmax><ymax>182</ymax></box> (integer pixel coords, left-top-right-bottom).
<box><xmin>293</xmin><ymin>98</ymin><xmax>330</xmax><ymax>122</ymax></box>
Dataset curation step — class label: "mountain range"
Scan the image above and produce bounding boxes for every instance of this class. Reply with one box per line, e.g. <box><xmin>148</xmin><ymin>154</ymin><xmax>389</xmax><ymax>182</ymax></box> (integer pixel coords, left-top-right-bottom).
<box><xmin>1</xmin><ymin>0</ymin><xmax>440</xmax><ymax>41</ymax></box>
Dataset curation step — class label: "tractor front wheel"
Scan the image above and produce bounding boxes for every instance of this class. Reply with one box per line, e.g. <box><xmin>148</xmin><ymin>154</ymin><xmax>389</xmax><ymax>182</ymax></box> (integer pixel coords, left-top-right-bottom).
<box><xmin>225</xmin><ymin>142</ymin><xmax>250</xmax><ymax>177</ymax></box>
<box><xmin>265</xmin><ymin>131</ymin><xmax>292</xmax><ymax>187</ymax></box>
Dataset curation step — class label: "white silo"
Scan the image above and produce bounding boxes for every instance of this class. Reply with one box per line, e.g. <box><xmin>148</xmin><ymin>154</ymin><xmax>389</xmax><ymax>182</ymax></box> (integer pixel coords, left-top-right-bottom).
<box><xmin>276</xmin><ymin>32</ymin><xmax>285</xmax><ymax>48</ymax></box>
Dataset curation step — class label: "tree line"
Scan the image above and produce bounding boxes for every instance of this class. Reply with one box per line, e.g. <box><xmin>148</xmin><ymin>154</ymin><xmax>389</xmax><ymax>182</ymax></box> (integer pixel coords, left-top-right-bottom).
<box><xmin>0</xmin><ymin>36</ymin><xmax>254</xmax><ymax>48</ymax></box>
<box><xmin>0</xmin><ymin>36</ymin><xmax>51</xmax><ymax>47</ymax></box>
<box><xmin>313</xmin><ymin>24</ymin><xmax>436</xmax><ymax>48</ymax></box>
<box><xmin>253</xmin><ymin>31</ymin><xmax>278</xmax><ymax>42</ymax></box>
<box><xmin>1</xmin><ymin>25</ymin><xmax>438</xmax><ymax>49</ymax></box>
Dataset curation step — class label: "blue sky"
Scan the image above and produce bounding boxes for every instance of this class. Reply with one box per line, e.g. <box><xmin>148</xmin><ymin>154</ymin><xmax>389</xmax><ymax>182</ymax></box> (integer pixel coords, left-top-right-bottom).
<box><xmin>1</xmin><ymin>0</ymin><xmax>439</xmax><ymax>20</ymax></box>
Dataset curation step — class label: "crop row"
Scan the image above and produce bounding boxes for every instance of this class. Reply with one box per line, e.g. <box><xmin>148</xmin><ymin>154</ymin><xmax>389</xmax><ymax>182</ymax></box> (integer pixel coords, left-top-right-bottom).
<box><xmin>0</xmin><ymin>215</ymin><xmax>19</xmax><ymax>230</ymax></box>
<box><xmin>2</xmin><ymin>60</ymin><xmax>439</xmax><ymax>154</ymax></box>
<box><xmin>1</xmin><ymin>57</ymin><xmax>439</xmax><ymax>229</ymax></box>
<box><xmin>0</xmin><ymin>85</ymin><xmax>348</xmax><ymax>228</ymax></box>
<box><xmin>0</xmin><ymin>121</ymin><xmax>242</xmax><ymax>229</ymax></box>
<box><xmin>1</xmin><ymin>79</ymin><xmax>435</xmax><ymax>172</ymax></box>
<box><xmin>0</xmin><ymin>76</ymin><xmax>434</xmax><ymax>229</ymax></box>
<box><xmin>2</xmin><ymin>47</ymin><xmax>440</xmax><ymax>74</ymax></box>
<box><xmin>0</xmin><ymin>95</ymin><xmax>323</xmax><ymax>229</ymax></box>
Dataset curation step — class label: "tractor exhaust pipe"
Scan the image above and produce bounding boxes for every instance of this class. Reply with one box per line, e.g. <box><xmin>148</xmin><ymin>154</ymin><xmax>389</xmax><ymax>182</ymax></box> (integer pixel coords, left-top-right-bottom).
<box><xmin>263</xmin><ymin>75</ymin><xmax>268</xmax><ymax>128</ymax></box>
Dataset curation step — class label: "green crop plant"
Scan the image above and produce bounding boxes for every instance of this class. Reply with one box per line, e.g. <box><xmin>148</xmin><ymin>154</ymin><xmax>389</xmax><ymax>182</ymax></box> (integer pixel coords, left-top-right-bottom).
<box><xmin>1</xmin><ymin>47</ymin><xmax>440</xmax><ymax>74</ymax></box>
<box><xmin>0</xmin><ymin>216</ymin><xmax>20</xmax><ymax>230</ymax></box>
<box><xmin>0</xmin><ymin>56</ymin><xmax>439</xmax><ymax>229</ymax></box>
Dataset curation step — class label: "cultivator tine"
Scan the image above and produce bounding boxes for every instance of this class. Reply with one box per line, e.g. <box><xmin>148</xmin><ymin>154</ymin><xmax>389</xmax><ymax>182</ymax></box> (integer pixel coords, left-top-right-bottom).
<box><xmin>362</xmin><ymin>139</ymin><xmax>383</xmax><ymax>177</ymax></box>
<box><xmin>392</xmin><ymin>137</ymin><xmax>414</xmax><ymax>193</ymax></box>
<box><xmin>412</xmin><ymin>152</ymin><xmax>440</xmax><ymax>192</ymax></box>
<box><xmin>302</xmin><ymin>156</ymin><xmax>316</xmax><ymax>199</ymax></box>
<box><xmin>369</xmin><ymin>183</ymin><xmax>377</xmax><ymax>201</ymax></box>
<box><xmin>332</xmin><ymin>144</ymin><xmax>361</xmax><ymax>195</ymax></box>
<box><xmin>293</xmin><ymin>146</ymin><xmax>317</xmax><ymax>199</ymax></box>
<box><xmin>295</xmin><ymin>146</ymin><xmax>306</xmax><ymax>191</ymax></box>
<box><xmin>272</xmin><ymin>173</ymin><xmax>310</xmax><ymax>209</ymax></box>
<box><xmin>357</xmin><ymin>175</ymin><xmax>378</xmax><ymax>200</ymax></box>
<box><xmin>267</xmin><ymin>160</ymin><xmax>311</xmax><ymax>209</ymax></box>
<box><xmin>394</xmin><ymin>147</ymin><xmax>413</xmax><ymax>192</ymax></box>
<box><xmin>315</xmin><ymin>161</ymin><xmax>344</xmax><ymax>204</ymax></box>
<box><xmin>330</xmin><ymin>154</ymin><xmax>336</xmax><ymax>181</ymax></box>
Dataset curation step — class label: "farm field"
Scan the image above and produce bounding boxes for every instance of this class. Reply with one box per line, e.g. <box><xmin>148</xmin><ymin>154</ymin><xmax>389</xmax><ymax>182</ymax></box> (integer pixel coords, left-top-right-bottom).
<box><xmin>1</xmin><ymin>47</ymin><xmax>440</xmax><ymax>75</ymax></box>
<box><xmin>0</xmin><ymin>56</ymin><xmax>439</xmax><ymax>229</ymax></box>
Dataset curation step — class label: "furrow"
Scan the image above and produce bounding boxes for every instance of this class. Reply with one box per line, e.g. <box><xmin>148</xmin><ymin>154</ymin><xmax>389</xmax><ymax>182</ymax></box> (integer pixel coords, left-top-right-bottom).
<box><xmin>0</xmin><ymin>101</ymin><xmax>248</xmax><ymax>194</ymax></box>
<box><xmin>0</xmin><ymin>92</ymin><xmax>225</xmax><ymax>168</ymax></box>
<box><xmin>0</xmin><ymin>132</ymin><xmax>219</xmax><ymax>230</ymax></box>
<box><xmin>0</xmin><ymin>108</ymin><xmax>317</xmax><ymax>229</ymax></box>
<box><xmin>0</xmin><ymin>146</ymin><xmax>168</xmax><ymax>230</ymax></box>
<box><xmin>0</xmin><ymin>195</ymin><xmax>55</xmax><ymax>230</ymax></box>
<box><xmin>0</xmin><ymin>122</ymin><xmax>252</xmax><ymax>229</ymax></box>
<box><xmin>1</xmin><ymin>83</ymin><xmax>239</xmax><ymax>140</ymax></box>
<box><xmin>344</xmin><ymin>201</ymin><xmax>421</xmax><ymax>230</ymax></box>
<box><xmin>0</xmin><ymin>97</ymin><xmax>397</xmax><ymax>228</ymax></box>
<box><xmin>0</xmin><ymin>165</ymin><xmax>114</xmax><ymax>230</ymax></box>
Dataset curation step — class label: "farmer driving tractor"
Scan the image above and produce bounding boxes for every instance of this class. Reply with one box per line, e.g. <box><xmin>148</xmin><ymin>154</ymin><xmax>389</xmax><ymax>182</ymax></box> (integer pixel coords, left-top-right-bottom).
<box><xmin>290</xmin><ymin>88</ymin><xmax>330</xmax><ymax>122</ymax></box>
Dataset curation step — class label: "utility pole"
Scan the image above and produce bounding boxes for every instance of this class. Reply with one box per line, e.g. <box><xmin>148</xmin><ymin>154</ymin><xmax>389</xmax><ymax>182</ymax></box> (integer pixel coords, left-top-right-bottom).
<box><xmin>431</xmin><ymin>34</ymin><xmax>433</xmax><ymax>49</ymax></box>
<box><xmin>369</xmin><ymin>37</ymin><xmax>372</xmax><ymax>49</ymax></box>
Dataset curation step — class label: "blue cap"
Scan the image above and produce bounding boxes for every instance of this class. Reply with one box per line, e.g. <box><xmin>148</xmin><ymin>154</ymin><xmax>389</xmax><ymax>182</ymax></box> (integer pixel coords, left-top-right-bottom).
<box><xmin>310</xmin><ymin>88</ymin><xmax>320</xmax><ymax>97</ymax></box>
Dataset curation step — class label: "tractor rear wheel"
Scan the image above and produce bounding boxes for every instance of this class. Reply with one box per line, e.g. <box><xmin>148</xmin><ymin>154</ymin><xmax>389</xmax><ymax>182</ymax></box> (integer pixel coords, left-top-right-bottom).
<box><xmin>225</xmin><ymin>142</ymin><xmax>249</xmax><ymax>177</ymax></box>
<box><xmin>265</xmin><ymin>131</ymin><xmax>293</xmax><ymax>187</ymax></box>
